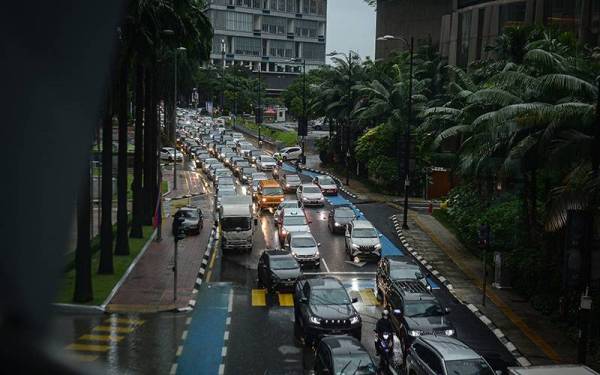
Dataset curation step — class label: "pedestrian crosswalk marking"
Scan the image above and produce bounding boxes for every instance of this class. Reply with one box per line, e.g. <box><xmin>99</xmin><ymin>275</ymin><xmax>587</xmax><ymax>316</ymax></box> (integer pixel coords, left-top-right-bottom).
<box><xmin>251</xmin><ymin>289</ymin><xmax>267</xmax><ymax>306</ymax></box>
<box><xmin>79</xmin><ymin>334</ymin><xmax>125</xmax><ymax>342</ymax></box>
<box><xmin>66</xmin><ymin>343</ymin><xmax>111</xmax><ymax>352</ymax></box>
<box><xmin>72</xmin><ymin>354</ymin><xmax>99</xmax><ymax>362</ymax></box>
<box><xmin>358</xmin><ymin>289</ymin><xmax>380</xmax><ymax>306</ymax></box>
<box><xmin>278</xmin><ymin>293</ymin><xmax>294</xmax><ymax>307</ymax></box>
<box><xmin>104</xmin><ymin>317</ymin><xmax>145</xmax><ymax>325</ymax></box>
<box><xmin>93</xmin><ymin>325</ymin><xmax>135</xmax><ymax>333</ymax></box>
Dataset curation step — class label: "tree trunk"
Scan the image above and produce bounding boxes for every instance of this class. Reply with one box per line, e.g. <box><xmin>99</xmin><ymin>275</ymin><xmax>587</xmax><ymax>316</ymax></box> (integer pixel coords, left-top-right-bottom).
<box><xmin>74</xmin><ymin>161</ymin><xmax>93</xmax><ymax>302</ymax></box>
<box><xmin>98</xmin><ymin>90</ymin><xmax>114</xmax><ymax>274</ymax></box>
<box><xmin>130</xmin><ymin>60</ymin><xmax>144</xmax><ymax>238</ymax></box>
<box><xmin>529</xmin><ymin>168</ymin><xmax>538</xmax><ymax>241</ymax></box>
<box><xmin>149</xmin><ymin>63</ymin><xmax>159</xmax><ymax>208</ymax></box>
<box><xmin>115</xmin><ymin>57</ymin><xmax>130</xmax><ymax>256</ymax></box>
<box><xmin>143</xmin><ymin>65</ymin><xmax>155</xmax><ymax>225</ymax></box>
<box><xmin>522</xmin><ymin>175</ymin><xmax>531</xmax><ymax>245</ymax></box>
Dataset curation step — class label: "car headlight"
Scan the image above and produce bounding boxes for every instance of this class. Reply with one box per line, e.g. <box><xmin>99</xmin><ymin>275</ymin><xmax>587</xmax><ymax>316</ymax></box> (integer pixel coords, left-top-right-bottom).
<box><xmin>262</xmin><ymin>198</ymin><xmax>267</xmax><ymax>202</ymax></box>
<box><xmin>352</xmin><ymin>243</ymin><xmax>359</xmax><ymax>249</ymax></box>
<box><xmin>334</xmin><ymin>222</ymin><xmax>341</xmax><ymax>227</ymax></box>
<box><xmin>349</xmin><ymin>315</ymin><xmax>361</xmax><ymax>325</ymax></box>
<box><xmin>374</xmin><ymin>244</ymin><xmax>382</xmax><ymax>250</ymax></box>
<box><xmin>319</xmin><ymin>197</ymin><xmax>324</xmax><ymax>201</ymax></box>
<box><xmin>302</xmin><ymin>197</ymin><xmax>309</xmax><ymax>201</ymax></box>
<box><xmin>408</xmin><ymin>330</ymin><xmax>423</xmax><ymax>337</ymax></box>
<box><xmin>281</xmin><ymin>229</ymin><xmax>287</xmax><ymax>236</ymax></box>
<box><xmin>286</xmin><ymin>184</ymin><xmax>290</xmax><ymax>187</ymax></box>
<box><xmin>309</xmin><ymin>316</ymin><xmax>322</xmax><ymax>325</ymax></box>
<box><xmin>280</xmin><ymin>197</ymin><xmax>284</xmax><ymax>202</ymax></box>
<box><xmin>444</xmin><ymin>329</ymin><xmax>455</xmax><ymax>336</ymax></box>
<box><xmin>291</xmin><ymin>251</ymin><xmax>298</xmax><ymax>257</ymax></box>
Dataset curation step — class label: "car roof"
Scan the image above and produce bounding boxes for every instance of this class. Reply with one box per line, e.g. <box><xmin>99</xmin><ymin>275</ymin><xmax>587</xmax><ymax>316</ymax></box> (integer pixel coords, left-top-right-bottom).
<box><xmin>289</xmin><ymin>231</ymin><xmax>314</xmax><ymax>240</ymax></box>
<box><xmin>385</xmin><ymin>256</ymin><xmax>420</xmax><ymax>268</ymax></box>
<box><xmin>321</xmin><ymin>335</ymin><xmax>370</xmax><ymax>356</ymax></box>
<box><xmin>418</xmin><ymin>335</ymin><xmax>482</xmax><ymax>361</ymax></box>
<box><xmin>285</xmin><ymin>174</ymin><xmax>300</xmax><ymax>179</ymax></box>
<box><xmin>351</xmin><ymin>220</ymin><xmax>375</xmax><ymax>228</ymax></box>
<box><xmin>282</xmin><ymin>208</ymin><xmax>305</xmax><ymax>216</ymax></box>
<box><xmin>260</xmin><ymin>179</ymin><xmax>280</xmax><ymax>187</ymax></box>
<box><xmin>305</xmin><ymin>275</ymin><xmax>344</xmax><ymax>289</ymax></box>
<box><xmin>301</xmin><ymin>183</ymin><xmax>319</xmax><ymax>188</ymax></box>
<box><xmin>334</xmin><ymin>206</ymin><xmax>354</xmax><ymax>213</ymax></box>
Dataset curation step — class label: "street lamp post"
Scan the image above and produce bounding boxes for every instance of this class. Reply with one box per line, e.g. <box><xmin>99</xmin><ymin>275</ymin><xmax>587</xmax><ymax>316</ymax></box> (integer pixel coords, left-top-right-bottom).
<box><xmin>376</xmin><ymin>34</ymin><xmax>414</xmax><ymax>230</ymax></box>
<box><xmin>172</xmin><ymin>46</ymin><xmax>186</xmax><ymax>191</ymax></box>
<box><xmin>255</xmin><ymin>64</ymin><xmax>263</xmax><ymax>148</ymax></box>
<box><xmin>221</xmin><ymin>39</ymin><xmax>226</xmax><ymax>115</ymax></box>
<box><xmin>326</xmin><ymin>50</ymin><xmax>359</xmax><ymax>186</ymax></box>
<box><xmin>290</xmin><ymin>58</ymin><xmax>307</xmax><ymax>163</ymax></box>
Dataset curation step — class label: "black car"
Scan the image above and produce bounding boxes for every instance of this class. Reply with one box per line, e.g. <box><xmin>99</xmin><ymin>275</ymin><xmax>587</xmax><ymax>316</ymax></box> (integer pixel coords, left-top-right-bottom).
<box><xmin>257</xmin><ymin>250</ymin><xmax>301</xmax><ymax>292</ymax></box>
<box><xmin>376</xmin><ymin>255</ymin><xmax>429</xmax><ymax>300</ymax></box>
<box><xmin>383</xmin><ymin>280</ymin><xmax>454</xmax><ymax>355</ymax></box>
<box><xmin>327</xmin><ymin>206</ymin><xmax>356</xmax><ymax>234</ymax></box>
<box><xmin>314</xmin><ymin>336</ymin><xmax>377</xmax><ymax>375</ymax></box>
<box><xmin>172</xmin><ymin>207</ymin><xmax>203</xmax><ymax>235</ymax></box>
<box><xmin>294</xmin><ymin>276</ymin><xmax>362</xmax><ymax>346</ymax></box>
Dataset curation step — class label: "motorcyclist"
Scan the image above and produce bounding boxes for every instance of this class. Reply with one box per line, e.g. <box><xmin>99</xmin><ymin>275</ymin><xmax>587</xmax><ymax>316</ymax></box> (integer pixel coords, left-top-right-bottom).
<box><xmin>375</xmin><ymin>309</ymin><xmax>393</xmax><ymax>336</ymax></box>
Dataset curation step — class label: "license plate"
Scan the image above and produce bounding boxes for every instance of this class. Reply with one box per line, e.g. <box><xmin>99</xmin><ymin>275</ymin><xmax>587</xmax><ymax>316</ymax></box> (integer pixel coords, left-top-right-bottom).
<box><xmin>331</xmin><ymin>330</ymin><xmax>341</xmax><ymax>334</ymax></box>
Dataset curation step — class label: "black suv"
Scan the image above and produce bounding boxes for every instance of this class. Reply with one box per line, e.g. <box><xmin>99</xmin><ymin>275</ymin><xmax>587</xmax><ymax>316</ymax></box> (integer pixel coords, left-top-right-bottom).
<box><xmin>294</xmin><ymin>276</ymin><xmax>362</xmax><ymax>346</ymax></box>
<box><xmin>376</xmin><ymin>255</ymin><xmax>429</xmax><ymax>300</ymax></box>
<box><xmin>383</xmin><ymin>280</ymin><xmax>455</xmax><ymax>355</ymax></box>
<box><xmin>314</xmin><ymin>336</ymin><xmax>377</xmax><ymax>375</ymax></box>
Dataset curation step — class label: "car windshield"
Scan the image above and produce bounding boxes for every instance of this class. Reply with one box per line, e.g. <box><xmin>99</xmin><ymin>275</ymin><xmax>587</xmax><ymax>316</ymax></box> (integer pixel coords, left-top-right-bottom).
<box><xmin>219</xmin><ymin>178</ymin><xmax>234</xmax><ymax>184</ymax></box>
<box><xmin>335</xmin><ymin>209</ymin><xmax>355</xmax><ymax>218</ymax></box>
<box><xmin>303</xmin><ymin>187</ymin><xmax>321</xmax><ymax>194</ymax></box>
<box><xmin>221</xmin><ymin>217</ymin><xmax>251</xmax><ymax>231</ymax></box>
<box><xmin>263</xmin><ymin>187</ymin><xmax>283</xmax><ymax>196</ymax></box>
<box><xmin>445</xmin><ymin>359</ymin><xmax>495</xmax><ymax>375</ymax></box>
<box><xmin>218</xmin><ymin>190</ymin><xmax>236</xmax><ymax>197</ymax></box>
<box><xmin>404</xmin><ymin>300</ymin><xmax>444</xmax><ymax>317</ymax></box>
<box><xmin>243</xmin><ymin>168</ymin><xmax>254</xmax><ymax>174</ymax></box>
<box><xmin>333</xmin><ymin>355</ymin><xmax>377</xmax><ymax>375</ymax></box>
<box><xmin>284</xmin><ymin>216</ymin><xmax>307</xmax><ymax>226</ymax></box>
<box><xmin>286</xmin><ymin>175</ymin><xmax>301</xmax><ymax>182</ymax></box>
<box><xmin>352</xmin><ymin>228</ymin><xmax>378</xmax><ymax>238</ymax></box>
<box><xmin>280</xmin><ymin>201</ymin><xmax>299</xmax><ymax>209</ymax></box>
<box><xmin>181</xmin><ymin>210</ymin><xmax>198</xmax><ymax>219</ymax></box>
<box><xmin>261</xmin><ymin>157</ymin><xmax>275</xmax><ymax>163</ymax></box>
<box><xmin>390</xmin><ymin>267</ymin><xmax>423</xmax><ymax>280</ymax></box>
<box><xmin>310</xmin><ymin>288</ymin><xmax>350</xmax><ymax>305</ymax></box>
<box><xmin>291</xmin><ymin>237</ymin><xmax>316</xmax><ymax>248</ymax></box>
<box><xmin>270</xmin><ymin>257</ymin><xmax>298</xmax><ymax>270</ymax></box>
<box><xmin>319</xmin><ymin>177</ymin><xmax>335</xmax><ymax>185</ymax></box>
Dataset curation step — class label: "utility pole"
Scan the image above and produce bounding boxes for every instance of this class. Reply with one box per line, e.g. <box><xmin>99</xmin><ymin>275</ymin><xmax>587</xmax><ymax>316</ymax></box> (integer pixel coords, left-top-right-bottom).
<box><xmin>221</xmin><ymin>39</ymin><xmax>225</xmax><ymax>115</ymax></box>
<box><xmin>256</xmin><ymin>64</ymin><xmax>263</xmax><ymax>148</ymax></box>
<box><xmin>346</xmin><ymin>51</ymin><xmax>353</xmax><ymax>186</ymax></box>
<box><xmin>479</xmin><ymin>223</ymin><xmax>491</xmax><ymax>306</ymax></box>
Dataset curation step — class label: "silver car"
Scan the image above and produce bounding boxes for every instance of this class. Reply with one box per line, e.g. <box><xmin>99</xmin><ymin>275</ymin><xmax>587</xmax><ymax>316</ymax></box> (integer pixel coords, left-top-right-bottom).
<box><xmin>344</xmin><ymin>220</ymin><xmax>382</xmax><ymax>262</ymax></box>
<box><xmin>284</xmin><ymin>231</ymin><xmax>320</xmax><ymax>268</ymax></box>
<box><xmin>296</xmin><ymin>183</ymin><xmax>325</xmax><ymax>207</ymax></box>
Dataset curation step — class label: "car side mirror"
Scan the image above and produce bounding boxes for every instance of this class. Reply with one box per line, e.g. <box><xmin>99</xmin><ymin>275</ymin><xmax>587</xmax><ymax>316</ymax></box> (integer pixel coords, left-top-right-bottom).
<box><xmin>351</xmin><ymin>297</ymin><xmax>358</xmax><ymax>303</ymax></box>
<box><xmin>445</xmin><ymin>307</ymin><xmax>451</xmax><ymax>314</ymax></box>
<box><xmin>317</xmin><ymin>243</ymin><xmax>321</xmax><ymax>247</ymax></box>
<box><xmin>379</xmin><ymin>233</ymin><xmax>383</xmax><ymax>237</ymax></box>
<box><xmin>393</xmin><ymin>309</ymin><xmax>402</xmax><ymax>317</ymax></box>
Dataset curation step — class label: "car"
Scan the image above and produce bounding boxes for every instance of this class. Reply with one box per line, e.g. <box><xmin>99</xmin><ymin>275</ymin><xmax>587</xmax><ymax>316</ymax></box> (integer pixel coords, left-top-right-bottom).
<box><xmin>249</xmin><ymin>150</ymin><xmax>266</xmax><ymax>164</ymax></box>
<box><xmin>384</xmin><ymin>280</ymin><xmax>454</xmax><ymax>355</ymax></box>
<box><xmin>297</xmin><ymin>183</ymin><xmax>325</xmax><ymax>207</ymax></box>
<box><xmin>281</xmin><ymin>174</ymin><xmax>302</xmax><ymax>193</ymax></box>
<box><xmin>215</xmin><ymin>186</ymin><xmax>237</xmax><ymax>210</ymax></box>
<box><xmin>239</xmin><ymin>167</ymin><xmax>256</xmax><ymax>184</ymax></box>
<box><xmin>233</xmin><ymin>160</ymin><xmax>251</xmax><ymax>177</ymax></box>
<box><xmin>405</xmin><ymin>336</ymin><xmax>496</xmax><ymax>375</ymax></box>
<box><xmin>277</xmin><ymin>208</ymin><xmax>311</xmax><ymax>243</ymax></box>
<box><xmin>215</xmin><ymin>175</ymin><xmax>235</xmax><ymax>191</ymax></box>
<box><xmin>293</xmin><ymin>276</ymin><xmax>362</xmax><ymax>346</ymax></box>
<box><xmin>201</xmin><ymin>158</ymin><xmax>220</xmax><ymax>173</ymax></box>
<box><xmin>256</xmin><ymin>155</ymin><xmax>278</xmax><ymax>172</ymax></box>
<box><xmin>376</xmin><ymin>255</ymin><xmax>429</xmax><ymax>300</ymax></box>
<box><xmin>314</xmin><ymin>336</ymin><xmax>377</xmax><ymax>375</ymax></box>
<box><xmin>249</xmin><ymin>174</ymin><xmax>269</xmax><ymax>201</ymax></box>
<box><xmin>228</xmin><ymin>156</ymin><xmax>245</xmax><ymax>167</ymax></box>
<box><xmin>327</xmin><ymin>206</ymin><xmax>356</xmax><ymax>234</ymax></box>
<box><xmin>274</xmin><ymin>200</ymin><xmax>301</xmax><ymax>225</ymax></box>
<box><xmin>172</xmin><ymin>207</ymin><xmax>203</xmax><ymax>235</ymax></box>
<box><xmin>312</xmin><ymin>175</ymin><xmax>338</xmax><ymax>196</ymax></box>
<box><xmin>257</xmin><ymin>250</ymin><xmax>301</xmax><ymax>292</ymax></box>
<box><xmin>222</xmin><ymin>152</ymin><xmax>237</xmax><ymax>166</ymax></box>
<box><xmin>207</xmin><ymin>163</ymin><xmax>225</xmax><ymax>180</ymax></box>
<box><xmin>256</xmin><ymin>179</ymin><xmax>285</xmax><ymax>210</ymax></box>
<box><xmin>284</xmin><ymin>231</ymin><xmax>320</xmax><ymax>268</ymax></box>
<box><xmin>160</xmin><ymin>147</ymin><xmax>174</xmax><ymax>160</ymax></box>
<box><xmin>274</xmin><ymin>146</ymin><xmax>302</xmax><ymax>161</ymax></box>
<box><xmin>344</xmin><ymin>220</ymin><xmax>382</xmax><ymax>262</ymax></box>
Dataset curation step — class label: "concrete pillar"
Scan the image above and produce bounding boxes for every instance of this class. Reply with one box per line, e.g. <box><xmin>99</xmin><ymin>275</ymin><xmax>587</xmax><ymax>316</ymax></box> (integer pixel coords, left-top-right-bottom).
<box><xmin>468</xmin><ymin>8</ymin><xmax>479</xmax><ymax>63</ymax></box>
<box><xmin>535</xmin><ymin>0</ymin><xmax>545</xmax><ymax>25</ymax></box>
<box><xmin>481</xmin><ymin>5</ymin><xmax>493</xmax><ymax>59</ymax></box>
<box><xmin>448</xmin><ymin>11</ymin><xmax>459</xmax><ymax>66</ymax></box>
<box><xmin>525</xmin><ymin>0</ymin><xmax>536</xmax><ymax>24</ymax></box>
<box><xmin>439</xmin><ymin>14</ymin><xmax>452</xmax><ymax>58</ymax></box>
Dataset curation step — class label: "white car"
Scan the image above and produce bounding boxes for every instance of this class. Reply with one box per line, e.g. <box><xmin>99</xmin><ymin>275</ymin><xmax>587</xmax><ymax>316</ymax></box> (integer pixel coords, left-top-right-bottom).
<box><xmin>274</xmin><ymin>146</ymin><xmax>302</xmax><ymax>161</ymax></box>
<box><xmin>274</xmin><ymin>200</ymin><xmax>302</xmax><ymax>225</ymax></box>
<box><xmin>344</xmin><ymin>220</ymin><xmax>382</xmax><ymax>262</ymax></box>
<box><xmin>256</xmin><ymin>155</ymin><xmax>278</xmax><ymax>172</ymax></box>
<box><xmin>160</xmin><ymin>147</ymin><xmax>183</xmax><ymax>161</ymax></box>
<box><xmin>296</xmin><ymin>183</ymin><xmax>325</xmax><ymax>207</ymax></box>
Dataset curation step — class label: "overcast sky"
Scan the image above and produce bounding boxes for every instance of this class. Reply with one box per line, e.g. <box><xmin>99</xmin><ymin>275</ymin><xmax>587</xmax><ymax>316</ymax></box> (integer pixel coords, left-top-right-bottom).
<box><xmin>326</xmin><ymin>0</ymin><xmax>376</xmax><ymax>64</ymax></box>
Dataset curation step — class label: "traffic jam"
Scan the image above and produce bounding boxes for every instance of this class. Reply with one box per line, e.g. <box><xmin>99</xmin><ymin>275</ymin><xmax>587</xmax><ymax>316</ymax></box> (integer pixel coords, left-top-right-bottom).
<box><xmin>170</xmin><ymin>112</ymin><xmax>520</xmax><ymax>375</ymax></box>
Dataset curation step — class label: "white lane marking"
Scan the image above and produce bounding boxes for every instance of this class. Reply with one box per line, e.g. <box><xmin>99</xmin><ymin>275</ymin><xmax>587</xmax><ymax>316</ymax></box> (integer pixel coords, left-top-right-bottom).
<box><xmin>226</xmin><ymin>317</ymin><xmax>231</xmax><ymax>325</ymax></box>
<box><xmin>170</xmin><ymin>364</ymin><xmax>178</xmax><ymax>375</ymax></box>
<box><xmin>228</xmin><ymin>289</ymin><xmax>233</xmax><ymax>313</ymax></box>
<box><xmin>321</xmin><ymin>258</ymin><xmax>331</xmax><ymax>273</ymax></box>
<box><xmin>182</xmin><ymin>330</ymin><xmax>188</xmax><ymax>340</ymax></box>
<box><xmin>221</xmin><ymin>347</ymin><xmax>228</xmax><ymax>357</ymax></box>
<box><xmin>176</xmin><ymin>345</ymin><xmax>183</xmax><ymax>356</ymax></box>
<box><xmin>218</xmin><ymin>364</ymin><xmax>225</xmax><ymax>375</ymax></box>
<box><xmin>185</xmin><ymin>317</ymin><xmax>192</xmax><ymax>325</ymax></box>
<box><xmin>224</xmin><ymin>331</ymin><xmax>230</xmax><ymax>340</ymax></box>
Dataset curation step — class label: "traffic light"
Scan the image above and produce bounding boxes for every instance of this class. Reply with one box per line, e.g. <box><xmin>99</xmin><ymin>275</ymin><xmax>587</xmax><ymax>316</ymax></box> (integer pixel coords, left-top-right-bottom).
<box><xmin>298</xmin><ymin>117</ymin><xmax>308</xmax><ymax>137</ymax></box>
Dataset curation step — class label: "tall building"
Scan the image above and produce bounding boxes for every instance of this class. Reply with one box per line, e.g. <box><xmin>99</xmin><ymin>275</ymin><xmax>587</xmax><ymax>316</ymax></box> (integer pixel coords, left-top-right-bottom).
<box><xmin>376</xmin><ymin>0</ymin><xmax>600</xmax><ymax>66</ymax></box>
<box><xmin>205</xmin><ymin>0</ymin><xmax>327</xmax><ymax>94</ymax></box>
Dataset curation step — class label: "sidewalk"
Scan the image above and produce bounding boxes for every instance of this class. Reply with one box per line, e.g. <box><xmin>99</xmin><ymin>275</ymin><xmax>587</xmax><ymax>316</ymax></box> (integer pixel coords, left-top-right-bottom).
<box><xmin>107</xmin><ymin>168</ymin><xmax>212</xmax><ymax>312</ymax></box>
<box><xmin>399</xmin><ymin>209</ymin><xmax>578</xmax><ymax>366</ymax></box>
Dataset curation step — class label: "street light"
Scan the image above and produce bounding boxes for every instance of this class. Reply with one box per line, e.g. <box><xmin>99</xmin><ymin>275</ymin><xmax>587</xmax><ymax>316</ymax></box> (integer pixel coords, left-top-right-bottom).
<box><xmin>220</xmin><ymin>39</ymin><xmax>226</xmax><ymax>115</ymax></box>
<box><xmin>253</xmin><ymin>63</ymin><xmax>263</xmax><ymax>148</ymax></box>
<box><xmin>172</xmin><ymin>45</ymin><xmax>187</xmax><ymax>191</ymax></box>
<box><xmin>289</xmin><ymin>57</ymin><xmax>307</xmax><ymax>164</ymax></box>
<box><xmin>326</xmin><ymin>50</ymin><xmax>359</xmax><ymax>186</ymax></box>
<box><xmin>376</xmin><ymin>34</ymin><xmax>414</xmax><ymax>230</ymax></box>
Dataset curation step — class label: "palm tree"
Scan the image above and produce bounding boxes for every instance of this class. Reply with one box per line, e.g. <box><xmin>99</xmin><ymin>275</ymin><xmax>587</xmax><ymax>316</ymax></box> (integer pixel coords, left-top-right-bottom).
<box><xmin>73</xmin><ymin>161</ymin><xmax>93</xmax><ymax>302</ymax></box>
<box><xmin>115</xmin><ymin>54</ymin><xmax>130</xmax><ymax>256</ymax></box>
<box><xmin>130</xmin><ymin>61</ymin><xmax>144</xmax><ymax>238</ymax></box>
<box><xmin>98</xmin><ymin>91</ymin><xmax>114</xmax><ymax>273</ymax></box>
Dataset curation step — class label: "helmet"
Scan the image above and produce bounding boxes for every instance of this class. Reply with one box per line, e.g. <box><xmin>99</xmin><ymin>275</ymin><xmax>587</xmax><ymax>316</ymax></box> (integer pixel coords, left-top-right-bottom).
<box><xmin>382</xmin><ymin>309</ymin><xmax>389</xmax><ymax>319</ymax></box>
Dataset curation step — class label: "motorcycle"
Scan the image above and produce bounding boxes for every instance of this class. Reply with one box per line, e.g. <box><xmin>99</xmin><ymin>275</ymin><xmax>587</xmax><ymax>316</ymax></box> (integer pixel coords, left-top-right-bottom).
<box><xmin>374</xmin><ymin>330</ymin><xmax>394</xmax><ymax>373</ymax></box>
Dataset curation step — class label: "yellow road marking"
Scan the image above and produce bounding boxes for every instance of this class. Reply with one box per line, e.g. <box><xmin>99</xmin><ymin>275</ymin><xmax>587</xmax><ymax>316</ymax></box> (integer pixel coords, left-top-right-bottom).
<box><xmin>72</xmin><ymin>354</ymin><xmax>99</xmax><ymax>362</ymax></box>
<box><xmin>278</xmin><ymin>293</ymin><xmax>294</xmax><ymax>307</ymax></box>
<box><xmin>104</xmin><ymin>317</ymin><xmax>145</xmax><ymax>325</ymax></box>
<box><xmin>252</xmin><ymin>289</ymin><xmax>267</xmax><ymax>306</ymax></box>
<box><xmin>413</xmin><ymin>215</ymin><xmax>562</xmax><ymax>363</ymax></box>
<box><xmin>79</xmin><ymin>334</ymin><xmax>124</xmax><ymax>342</ymax></box>
<box><xmin>93</xmin><ymin>325</ymin><xmax>134</xmax><ymax>334</ymax></box>
<box><xmin>66</xmin><ymin>343</ymin><xmax>110</xmax><ymax>352</ymax></box>
<box><xmin>359</xmin><ymin>289</ymin><xmax>379</xmax><ymax>306</ymax></box>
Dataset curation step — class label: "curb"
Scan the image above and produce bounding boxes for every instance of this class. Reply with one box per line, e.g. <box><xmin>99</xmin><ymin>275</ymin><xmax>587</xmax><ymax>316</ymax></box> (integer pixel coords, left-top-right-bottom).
<box><xmin>164</xmin><ymin>192</ymin><xmax>205</xmax><ymax>202</ymax></box>
<box><xmin>302</xmin><ymin>167</ymin><xmax>359</xmax><ymax>200</ymax></box>
<box><xmin>389</xmin><ymin>214</ymin><xmax>531</xmax><ymax>368</ymax></box>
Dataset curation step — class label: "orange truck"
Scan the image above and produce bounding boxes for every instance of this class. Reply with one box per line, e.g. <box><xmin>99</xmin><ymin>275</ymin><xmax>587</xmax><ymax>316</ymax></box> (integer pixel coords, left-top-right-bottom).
<box><xmin>256</xmin><ymin>179</ymin><xmax>284</xmax><ymax>210</ymax></box>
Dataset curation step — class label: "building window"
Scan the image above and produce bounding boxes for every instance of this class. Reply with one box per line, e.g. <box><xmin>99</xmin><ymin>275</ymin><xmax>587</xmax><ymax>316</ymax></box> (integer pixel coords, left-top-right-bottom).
<box><xmin>498</xmin><ymin>2</ymin><xmax>526</xmax><ymax>31</ymax></box>
<box><xmin>295</xmin><ymin>19</ymin><xmax>318</xmax><ymax>38</ymax></box>
<box><xmin>302</xmin><ymin>42</ymin><xmax>325</xmax><ymax>60</ymax></box>
<box><xmin>213</xmin><ymin>11</ymin><xmax>253</xmax><ymax>32</ymax></box>
<box><xmin>287</xmin><ymin>0</ymin><xmax>297</xmax><ymax>13</ymax></box>
<box><xmin>262</xmin><ymin>16</ymin><xmax>287</xmax><ymax>34</ymax></box>
<box><xmin>234</xmin><ymin>37</ymin><xmax>262</xmax><ymax>56</ymax></box>
<box><xmin>235</xmin><ymin>0</ymin><xmax>253</xmax><ymax>7</ymax></box>
<box><xmin>457</xmin><ymin>11</ymin><xmax>471</xmax><ymax>67</ymax></box>
<box><xmin>269</xmin><ymin>40</ymin><xmax>294</xmax><ymax>58</ymax></box>
<box><xmin>212</xmin><ymin>35</ymin><xmax>227</xmax><ymax>54</ymax></box>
